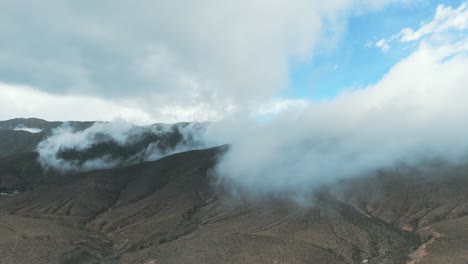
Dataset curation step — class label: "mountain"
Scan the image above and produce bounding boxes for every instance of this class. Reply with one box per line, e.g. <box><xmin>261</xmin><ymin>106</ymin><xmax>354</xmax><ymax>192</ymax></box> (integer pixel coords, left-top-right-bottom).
<box><xmin>0</xmin><ymin>118</ymin><xmax>207</xmax><ymax>172</ymax></box>
<box><xmin>0</xmin><ymin>129</ymin><xmax>44</xmax><ymax>158</ymax></box>
<box><xmin>0</xmin><ymin>118</ymin><xmax>94</xmax><ymax>158</ymax></box>
<box><xmin>52</xmin><ymin>122</ymin><xmax>206</xmax><ymax>170</ymax></box>
<box><xmin>0</xmin><ymin>117</ymin><xmax>94</xmax><ymax>131</ymax></box>
<box><xmin>0</xmin><ymin>119</ymin><xmax>467</xmax><ymax>263</ymax></box>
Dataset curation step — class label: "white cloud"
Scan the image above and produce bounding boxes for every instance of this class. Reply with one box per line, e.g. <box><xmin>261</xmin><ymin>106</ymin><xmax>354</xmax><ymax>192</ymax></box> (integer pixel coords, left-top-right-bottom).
<box><xmin>400</xmin><ymin>2</ymin><xmax>468</xmax><ymax>42</ymax></box>
<box><xmin>13</xmin><ymin>127</ymin><xmax>43</xmax><ymax>133</ymax></box>
<box><xmin>0</xmin><ymin>82</ymin><xmax>155</xmax><ymax>124</ymax></box>
<box><xmin>252</xmin><ymin>99</ymin><xmax>310</xmax><ymax>117</ymax></box>
<box><xmin>210</xmin><ymin>3</ymin><xmax>468</xmax><ymax>202</ymax></box>
<box><xmin>375</xmin><ymin>38</ymin><xmax>391</xmax><ymax>52</ymax></box>
<box><xmin>0</xmin><ymin>0</ymin><xmax>404</xmax><ymax>121</ymax></box>
<box><xmin>375</xmin><ymin>2</ymin><xmax>468</xmax><ymax>51</ymax></box>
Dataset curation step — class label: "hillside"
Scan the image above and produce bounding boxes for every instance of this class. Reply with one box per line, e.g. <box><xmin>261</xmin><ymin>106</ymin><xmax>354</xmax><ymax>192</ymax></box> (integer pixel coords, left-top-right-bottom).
<box><xmin>0</xmin><ymin>118</ymin><xmax>94</xmax><ymax>158</ymax></box>
<box><xmin>0</xmin><ymin>148</ymin><xmax>467</xmax><ymax>263</ymax></box>
<box><xmin>0</xmin><ymin>118</ymin><xmax>93</xmax><ymax>131</ymax></box>
<box><xmin>0</xmin><ymin>119</ymin><xmax>467</xmax><ymax>263</ymax></box>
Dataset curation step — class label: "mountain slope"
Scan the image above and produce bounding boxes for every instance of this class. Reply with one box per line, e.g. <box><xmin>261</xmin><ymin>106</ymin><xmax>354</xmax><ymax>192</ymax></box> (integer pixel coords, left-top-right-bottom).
<box><xmin>0</xmin><ymin>118</ymin><xmax>93</xmax><ymax>131</ymax></box>
<box><xmin>0</xmin><ymin>146</ymin><xmax>440</xmax><ymax>264</ymax></box>
<box><xmin>0</xmin><ymin>120</ymin><xmax>468</xmax><ymax>263</ymax></box>
<box><xmin>0</xmin><ymin>152</ymin><xmax>44</xmax><ymax>190</ymax></box>
<box><xmin>0</xmin><ymin>129</ymin><xmax>44</xmax><ymax>158</ymax></box>
<box><xmin>0</xmin><ymin>118</ymin><xmax>94</xmax><ymax>158</ymax></box>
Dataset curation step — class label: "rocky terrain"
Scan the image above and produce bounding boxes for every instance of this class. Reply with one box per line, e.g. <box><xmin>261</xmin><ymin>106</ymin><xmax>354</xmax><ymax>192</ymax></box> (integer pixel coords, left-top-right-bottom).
<box><xmin>0</xmin><ymin>118</ymin><xmax>467</xmax><ymax>263</ymax></box>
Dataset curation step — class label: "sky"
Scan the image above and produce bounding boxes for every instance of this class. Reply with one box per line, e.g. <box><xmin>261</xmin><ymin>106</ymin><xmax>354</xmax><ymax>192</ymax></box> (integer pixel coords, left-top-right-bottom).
<box><xmin>0</xmin><ymin>0</ymin><xmax>467</xmax><ymax>123</ymax></box>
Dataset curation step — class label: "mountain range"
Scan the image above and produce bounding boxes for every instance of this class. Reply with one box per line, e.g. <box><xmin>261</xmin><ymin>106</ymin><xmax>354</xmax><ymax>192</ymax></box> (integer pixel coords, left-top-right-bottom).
<box><xmin>0</xmin><ymin>118</ymin><xmax>467</xmax><ymax>264</ymax></box>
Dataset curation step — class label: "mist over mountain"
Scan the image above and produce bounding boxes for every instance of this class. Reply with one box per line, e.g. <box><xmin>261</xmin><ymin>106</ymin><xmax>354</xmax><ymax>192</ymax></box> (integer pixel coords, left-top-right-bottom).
<box><xmin>1</xmin><ymin>1</ymin><xmax>468</xmax><ymax>263</ymax></box>
<box><xmin>0</xmin><ymin>118</ymin><xmax>209</xmax><ymax>171</ymax></box>
<box><xmin>37</xmin><ymin>120</ymin><xmax>209</xmax><ymax>172</ymax></box>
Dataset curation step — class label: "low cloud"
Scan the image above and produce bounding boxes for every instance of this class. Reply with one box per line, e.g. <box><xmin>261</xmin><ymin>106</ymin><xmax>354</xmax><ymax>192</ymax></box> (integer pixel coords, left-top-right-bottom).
<box><xmin>13</xmin><ymin>126</ymin><xmax>43</xmax><ymax>133</ymax></box>
<box><xmin>209</xmin><ymin>15</ymin><xmax>468</xmax><ymax>202</ymax></box>
<box><xmin>37</xmin><ymin>119</ymin><xmax>209</xmax><ymax>172</ymax></box>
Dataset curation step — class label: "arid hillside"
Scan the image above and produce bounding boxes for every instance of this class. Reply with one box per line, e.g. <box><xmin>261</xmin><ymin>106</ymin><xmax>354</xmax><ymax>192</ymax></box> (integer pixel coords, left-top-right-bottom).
<box><xmin>0</xmin><ymin>119</ymin><xmax>467</xmax><ymax>264</ymax></box>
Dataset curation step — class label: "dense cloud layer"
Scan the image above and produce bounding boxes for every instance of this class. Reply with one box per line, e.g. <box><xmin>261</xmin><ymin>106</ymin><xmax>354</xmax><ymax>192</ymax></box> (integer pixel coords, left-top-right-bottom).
<box><xmin>0</xmin><ymin>0</ymin><xmax>405</xmax><ymax>120</ymax></box>
<box><xmin>208</xmin><ymin>21</ymin><xmax>468</xmax><ymax>201</ymax></box>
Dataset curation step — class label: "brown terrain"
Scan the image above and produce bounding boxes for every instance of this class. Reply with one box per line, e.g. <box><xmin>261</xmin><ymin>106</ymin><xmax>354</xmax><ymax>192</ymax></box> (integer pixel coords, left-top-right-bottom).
<box><xmin>0</xmin><ymin>119</ymin><xmax>468</xmax><ymax>264</ymax></box>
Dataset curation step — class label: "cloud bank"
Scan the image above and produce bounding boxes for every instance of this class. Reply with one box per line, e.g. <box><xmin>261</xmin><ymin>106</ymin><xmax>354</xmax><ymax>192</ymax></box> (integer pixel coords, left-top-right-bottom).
<box><xmin>208</xmin><ymin>2</ymin><xmax>468</xmax><ymax>200</ymax></box>
<box><xmin>0</xmin><ymin>0</ymin><xmax>404</xmax><ymax>121</ymax></box>
<box><xmin>0</xmin><ymin>83</ymin><xmax>156</xmax><ymax>124</ymax></box>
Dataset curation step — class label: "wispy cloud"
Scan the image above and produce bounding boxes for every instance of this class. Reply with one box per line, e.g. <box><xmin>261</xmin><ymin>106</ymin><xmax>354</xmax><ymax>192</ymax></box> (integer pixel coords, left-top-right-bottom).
<box><xmin>374</xmin><ymin>2</ymin><xmax>468</xmax><ymax>52</ymax></box>
<box><xmin>375</xmin><ymin>39</ymin><xmax>391</xmax><ymax>52</ymax></box>
<box><xmin>399</xmin><ymin>2</ymin><xmax>468</xmax><ymax>42</ymax></box>
<box><xmin>13</xmin><ymin>126</ymin><xmax>43</xmax><ymax>133</ymax></box>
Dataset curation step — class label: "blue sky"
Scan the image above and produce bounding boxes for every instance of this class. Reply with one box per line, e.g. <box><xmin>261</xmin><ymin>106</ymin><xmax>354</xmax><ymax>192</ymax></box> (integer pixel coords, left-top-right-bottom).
<box><xmin>288</xmin><ymin>0</ymin><xmax>465</xmax><ymax>102</ymax></box>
